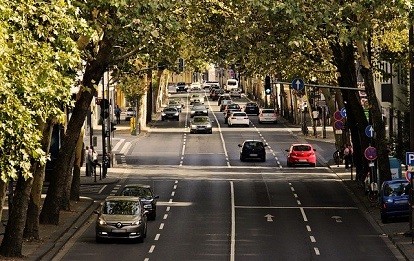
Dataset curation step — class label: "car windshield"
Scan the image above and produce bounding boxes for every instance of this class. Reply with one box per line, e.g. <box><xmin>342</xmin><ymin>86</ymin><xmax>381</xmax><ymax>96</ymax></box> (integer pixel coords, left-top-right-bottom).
<box><xmin>121</xmin><ymin>187</ymin><xmax>152</xmax><ymax>198</ymax></box>
<box><xmin>193</xmin><ymin>117</ymin><xmax>208</xmax><ymax>123</ymax></box>
<box><xmin>103</xmin><ymin>200</ymin><xmax>141</xmax><ymax>215</ymax></box>
<box><xmin>247</xmin><ymin>103</ymin><xmax>257</xmax><ymax>107</ymax></box>
<box><xmin>292</xmin><ymin>145</ymin><xmax>312</xmax><ymax>151</ymax></box>
<box><xmin>165</xmin><ymin>108</ymin><xmax>176</xmax><ymax>112</ymax></box>
<box><xmin>244</xmin><ymin>141</ymin><xmax>264</xmax><ymax>149</ymax></box>
<box><xmin>228</xmin><ymin>81</ymin><xmax>237</xmax><ymax>86</ymax></box>
<box><xmin>228</xmin><ymin>104</ymin><xmax>240</xmax><ymax>109</ymax></box>
<box><xmin>193</xmin><ymin>106</ymin><xmax>205</xmax><ymax>110</ymax></box>
<box><xmin>383</xmin><ymin>182</ymin><xmax>410</xmax><ymax>197</ymax></box>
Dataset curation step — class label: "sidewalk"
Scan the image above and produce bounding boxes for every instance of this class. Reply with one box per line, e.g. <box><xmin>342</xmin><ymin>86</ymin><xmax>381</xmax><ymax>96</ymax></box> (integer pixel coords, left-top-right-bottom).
<box><xmin>0</xmin><ymin>174</ymin><xmax>119</xmax><ymax>261</ymax></box>
<box><xmin>2</xmin><ymin>116</ymin><xmax>413</xmax><ymax>260</ymax></box>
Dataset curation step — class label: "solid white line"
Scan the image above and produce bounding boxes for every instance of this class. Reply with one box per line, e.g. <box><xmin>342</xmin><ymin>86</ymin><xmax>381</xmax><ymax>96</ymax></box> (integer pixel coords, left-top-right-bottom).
<box><xmin>98</xmin><ymin>185</ymin><xmax>107</xmax><ymax>194</ymax></box>
<box><xmin>163</xmin><ymin>214</ymin><xmax>168</xmax><ymax>220</ymax></box>
<box><xmin>310</xmin><ymin>235</ymin><xmax>316</xmax><ymax>242</ymax></box>
<box><xmin>306</xmin><ymin>225</ymin><xmax>311</xmax><ymax>232</ymax></box>
<box><xmin>155</xmin><ymin>234</ymin><xmax>160</xmax><ymax>241</ymax></box>
<box><xmin>300</xmin><ymin>207</ymin><xmax>308</xmax><ymax>222</ymax></box>
<box><xmin>149</xmin><ymin>245</ymin><xmax>155</xmax><ymax>253</ymax></box>
<box><xmin>314</xmin><ymin>247</ymin><xmax>320</xmax><ymax>255</ymax></box>
<box><xmin>159</xmin><ymin>223</ymin><xmax>164</xmax><ymax>230</ymax></box>
<box><xmin>230</xmin><ymin>181</ymin><xmax>235</xmax><ymax>261</ymax></box>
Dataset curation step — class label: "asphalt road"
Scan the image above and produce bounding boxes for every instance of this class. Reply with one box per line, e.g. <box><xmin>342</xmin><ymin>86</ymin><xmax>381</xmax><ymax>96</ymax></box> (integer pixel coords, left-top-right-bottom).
<box><xmin>58</xmin><ymin>92</ymin><xmax>401</xmax><ymax>261</ymax></box>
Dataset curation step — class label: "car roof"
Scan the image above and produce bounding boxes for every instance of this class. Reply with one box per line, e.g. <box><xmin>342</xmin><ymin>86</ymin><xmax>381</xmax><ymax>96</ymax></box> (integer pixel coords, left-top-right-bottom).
<box><xmin>383</xmin><ymin>179</ymin><xmax>408</xmax><ymax>184</ymax></box>
<box><xmin>105</xmin><ymin>196</ymin><xmax>141</xmax><ymax>201</ymax></box>
<box><xmin>123</xmin><ymin>184</ymin><xmax>151</xmax><ymax>189</ymax></box>
<box><xmin>243</xmin><ymin>140</ymin><xmax>263</xmax><ymax>143</ymax></box>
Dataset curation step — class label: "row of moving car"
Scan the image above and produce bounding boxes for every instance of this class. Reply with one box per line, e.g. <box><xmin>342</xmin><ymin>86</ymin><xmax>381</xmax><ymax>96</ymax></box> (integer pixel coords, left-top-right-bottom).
<box><xmin>95</xmin><ymin>184</ymin><xmax>159</xmax><ymax>243</ymax></box>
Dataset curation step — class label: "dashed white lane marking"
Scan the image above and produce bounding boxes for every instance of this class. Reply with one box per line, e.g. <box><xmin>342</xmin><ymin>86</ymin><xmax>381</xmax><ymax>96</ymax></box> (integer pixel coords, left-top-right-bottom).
<box><xmin>310</xmin><ymin>236</ymin><xmax>316</xmax><ymax>242</ymax></box>
<box><xmin>175</xmin><ymin>180</ymin><xmax>178</xmax><ymax>184</ymax></box>
<box><xmin>291</xmin><ymin>187</ymin><xmax>295</xmax><ymax>192</ymax></box>
<box><xmin>144</xmin><ymin>258</ymin><xmax>149</xmax><ymax>261</ymax></box>
<box><xmin>159</xmin><ymin>223</ymin><xmax>164</xmax><ymax>230</ymax></box>
<box><xmin>293</xmin><ymin>193</ymin><xmax>298</xmax><ymax>198</ymax></box>
<box><xmin>171</xmin><ymin>191</ymin><xmax>175</xmax><ymax>197</ymax></box>
<box><xmin>163</xmin><ymin>214</ymin><xmax>168</xmax><ymax>220</ymax></box>
<box><xmin>155</xmin><ymin>234</ymin><xmax>160</xmax><ymax>241</ymax></box>
<box><xmin>173</xmin><ymin>185</ymin><xmax>177</xmax><ymax>190</ymax></box>
<box><xmin>166</xmin><ymin>206</ymin><xmax>170</xmax><ymax>212</ymax></box>
<box><xmin>149</xmin><ymin>245</ymin><xmax>155</xmax><ymax>253</ymax></box>
<box><xmin>314</xmin><ymin>248</ymin><xmax>320</xmax><ymax>255</ymax></box>
<box><xmin>306</xmin><ymin>225</ymin><xmax>312</xmax><ymax>232</ymax></box>
<box><xmin>300</xmin><ymin>207</ymin><xmax>308</xmax><ymax>222</ymax></box>
<box><xmin>169</xmin><ymin>198</ymin><xmax>173</xmax><ymax>203</ymax></box>
<box><xmin>297</xmin><ymin>200</ymin><xmax>301</xmax><ymax>205</ymax></box>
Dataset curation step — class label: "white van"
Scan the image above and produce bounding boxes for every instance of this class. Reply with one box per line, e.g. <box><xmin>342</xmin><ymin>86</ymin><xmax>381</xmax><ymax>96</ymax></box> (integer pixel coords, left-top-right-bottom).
<box><xmin>225</xmin><ymin>79</ymin><xmax>239</xmax><ymax>92</ymax></box>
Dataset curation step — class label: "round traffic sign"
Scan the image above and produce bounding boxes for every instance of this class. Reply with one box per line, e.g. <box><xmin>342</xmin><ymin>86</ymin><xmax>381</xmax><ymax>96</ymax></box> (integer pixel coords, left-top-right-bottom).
<box><xmin>334</xmin><ymin>120</ymin><xmax>344</xmax><ymax>130</ymax></box>
<box><xmin>291</xmin><ymin>78</ymin><xmax>305</xmax><ymax>91</ymax></box>
<box><xmin>405</xmin><ymin>171</ymin><xmax>414</xmax><ymax>182</ymax></box>
<box><xmin>340</xmin><ymin>107</ymin><xmax>347</xmax><ymax>118</ymax></box>
<box><xmin>365</xmin><ymin>125</ymin><xmax>374</xmax><ymax>138</ymax></box>
<box><xmin>334</xmin><ymin>111</ymin><xmax>342</xmax><ymax>121</ymax></box>
<box><xmin>364</xmin><ymin>146</ymin><xmax>377</xmax><ymax>161</ymax></box>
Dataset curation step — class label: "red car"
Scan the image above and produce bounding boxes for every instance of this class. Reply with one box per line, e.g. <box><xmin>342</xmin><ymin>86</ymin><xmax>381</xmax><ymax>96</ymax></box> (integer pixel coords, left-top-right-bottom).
<box><xmin>286</xmin><ymin>144</ymin><xmax>316</xmax><ymax>167</ymax></box>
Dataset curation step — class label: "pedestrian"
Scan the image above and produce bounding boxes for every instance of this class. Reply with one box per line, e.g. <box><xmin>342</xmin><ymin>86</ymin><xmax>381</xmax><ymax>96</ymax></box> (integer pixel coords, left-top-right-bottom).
<box><xmin>343</xmin><ymin>144</ymin><xmax>353</xmax><ymax>169</ymax></box>
<box><xmin>88</xmin><ymin>146</ymin><xmax>96</xmax><ymax>176</ymax></box>
<box><xmin>115</xmin><ymin>105</ymin><xmax>121</xmax><ymax>124</ymax></box>
<box><xmin>312</xmin><ymin>107</ymin><xmax>320</xmax><ymax>126</ymax></box>
<box><xmin>85</xmin><ymin>145</ymin><xmax>90</xmax><ymax>176</ymax></box>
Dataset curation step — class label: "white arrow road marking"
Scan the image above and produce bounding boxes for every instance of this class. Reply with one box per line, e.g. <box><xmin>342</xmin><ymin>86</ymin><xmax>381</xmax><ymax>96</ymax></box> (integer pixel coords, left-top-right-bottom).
<box><xmin>265</xmin><ymin>214</ymin><xmax>274</xmax><ymax>222</ymax></box>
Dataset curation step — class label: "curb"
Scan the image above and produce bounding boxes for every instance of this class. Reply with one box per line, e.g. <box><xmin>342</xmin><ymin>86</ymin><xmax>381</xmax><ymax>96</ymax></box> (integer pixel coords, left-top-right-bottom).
<box><xmin>31</xmin><ymin>197</ymin><xmax>96</xmax><ymax>261</ymax></box>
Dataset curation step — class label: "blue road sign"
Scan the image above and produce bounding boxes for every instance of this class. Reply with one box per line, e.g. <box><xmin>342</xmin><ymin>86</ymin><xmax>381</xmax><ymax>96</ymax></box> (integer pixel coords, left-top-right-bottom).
<box><xmin>406</xmin><ymin>152</ymin><xmax>414</xmax><ymax>166</ymax></box>
<box><xmin>364</xmin><ymin>146</ymin><xmax>377</xmax><ymax>161</ymax></box>
<box><xmin>365</xmin><ymin>125</ymin><xmax>374</xmax><ymax>138</ymax></box>
<box><xmin>291</xmin><ymin>78</ymin><xmax>304</xmax><ymax>91</ymax></box>
<box><xmin>340</xmin><ymin>107</ymin><xmax>347</xmax><ymax>118</ymax></box>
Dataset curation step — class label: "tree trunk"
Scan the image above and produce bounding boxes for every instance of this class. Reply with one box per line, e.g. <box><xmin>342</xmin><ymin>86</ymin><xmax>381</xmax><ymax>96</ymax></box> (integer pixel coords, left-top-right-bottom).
<box><xmin>331</xmin><ymin>41</ymin><xmax>370</xmax><ymax>181</ymax></box>
<box><xmin>0</xmin><ymin>175</ymin><xmax>33</xmax><ymax>257</ymax></box>
<box><xmin>70</xmin><ymin>129</ymin><xmax>85</xmax><ymax>201</ymax></box>
<box><xmin>61</xmin><ymin>151</ymin><xmax>75</xmax><ymax>211</ymax></box>
<box><xmin>146</xmin><ymin>71</ymin><xmax>153</xmax><ymax>123</ymax></box>
<box><xmin>0</xmin><ymin>181</ymin><xmax>7</xmax><ymax>225</ymax></box>
<box><xmin>40</xmin><ymin>38</ymin><xmax>112</xmax><ymax>225</ymax></box>
<box><xmin>357</xmin><ymin>40</ymin><xmax>392</xmax><ymax>183</ymax></box>
<box><xmin>24</xmin><ymin>120</ymin><xmax>53</xmax><ymax>240</ymax></box>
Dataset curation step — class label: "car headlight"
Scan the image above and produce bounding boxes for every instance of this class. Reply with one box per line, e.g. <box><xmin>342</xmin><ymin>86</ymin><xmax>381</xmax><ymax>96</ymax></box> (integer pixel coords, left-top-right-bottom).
<box><xmin>206</xmin><ymin>124</ymin><xmax>212</xmax><ymax>128</ymax></box>
<box><xmin>174</xmin><ymin>112</ymin><xmax>179</xmax><ymax>116</ymax></box>
<box><xmin>143</xmin><ymin>204</ymin><xmax>152</xmax><ymax>209</ymax></box>
<box><xmin>132</xmin><ymin>219</ymin><xmax>143</xmax><ymax>225</ymax></box>
<box><xmin>191</xmin><ymin>125</ymin><xmax>197</xmax><ymax>129</ymax></box>
<box><xmin>98</xmin><ymin>218</ymin><xmax>106</xmax><ymax>225</ymax></box>
<box><xmin>203</xmin><ymin>110</ymin><xmax>207</xmax><ymax>113</ymax></box>
<box><xmin>190</xmin><ymin>110</ymin><xmax>195</xmax><ymax>114</ymax></box>
<box><xmin>161</xmin><ymin>113</ymin><xmax>166</xmax><ymax>116</ymax></box>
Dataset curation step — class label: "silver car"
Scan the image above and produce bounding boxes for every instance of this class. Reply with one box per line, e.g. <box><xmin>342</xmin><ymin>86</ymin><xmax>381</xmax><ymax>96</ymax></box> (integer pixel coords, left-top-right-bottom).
<box><xmin>95</xmin><ymin>196</ymin><xmax>148</xmax><ymax>243</ymax></box>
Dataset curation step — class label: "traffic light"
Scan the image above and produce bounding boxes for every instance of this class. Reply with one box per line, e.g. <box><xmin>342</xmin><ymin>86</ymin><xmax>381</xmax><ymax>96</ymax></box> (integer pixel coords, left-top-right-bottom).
<box><xmin>264</xmin><ymin>76</ymin><xmax>271</xmax><ymax>95</ymax></box>
<box><xmin>178</xmin><ymin>58</ymin><xmax>184</xmax><ymax>72</ymax></box>
<box><xmin>111</xmin><ymin>122</ymin><xmax>117</xmax><ymax>132</ymax></box>
<box><xmin>100</xmin><ymin>98</ymin><xmax>109</xmax><ymax>119</ymax></box>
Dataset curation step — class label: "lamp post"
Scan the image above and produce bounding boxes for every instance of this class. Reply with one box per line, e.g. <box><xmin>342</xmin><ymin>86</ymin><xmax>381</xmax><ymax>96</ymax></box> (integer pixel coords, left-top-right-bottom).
<box><xmin>101</xmin><ymin>75</ymin><xmax>107</xmax><ymax>180</ymax></box>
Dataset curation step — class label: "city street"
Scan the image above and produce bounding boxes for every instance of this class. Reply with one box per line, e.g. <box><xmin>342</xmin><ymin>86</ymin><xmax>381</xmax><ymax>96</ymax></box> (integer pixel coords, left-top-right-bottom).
<box><xmin>57</xmin><ymin>92</ymin><xmax>403</xmax><ymax>260</ymax></box>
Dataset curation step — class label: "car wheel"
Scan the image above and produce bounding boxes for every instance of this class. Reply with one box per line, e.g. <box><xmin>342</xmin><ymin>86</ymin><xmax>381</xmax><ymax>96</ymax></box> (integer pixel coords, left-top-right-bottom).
<box><xmin>261</xmin><ymin>157</ymin><xmax>266</xmax><ymax>162</ymax></box>
<box><xmin>258</xmin><ymin>120</ymin><xmax>262</xmax><ymax>124</ymax></box>
<box><xmin>240</xmin><ymin>156</ymin><xmax>245</xmax><ymax>161</ymax></box>
<box><xmin>161</xmin><ymin>117</ymin><xmax>165</xmax><ymax>121</ymax></box>
<box><xmin>96</xmin><ymin>235</ymin><xmax>104</xmax><ymax>243</ymax></box>
<box><xmin>287</xmin><ymin>162</ymin><xmax>292</xmax><ymax>167</ymax></box>
<box><xmin>274</xmin><ymin>120</ymin><xmax>278</xmax><ymax>124</ymax></box>
<box><xmin>209</xmin><ymin>130</ymin><xmax>212</xmax><ymax>134</ymax></box>
<box><xmin>381</xmin><ymin>214</ymin><xmax>388</xmax><ymax>224</ymax></box>
<box><xmin>310</xmin><ymin>163</ymin><xmax>316</xmax><ymax>167</ymax></box>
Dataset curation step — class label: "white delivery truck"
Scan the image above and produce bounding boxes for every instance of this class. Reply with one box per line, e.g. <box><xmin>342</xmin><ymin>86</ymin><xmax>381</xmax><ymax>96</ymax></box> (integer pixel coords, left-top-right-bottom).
<box><xmin>225</xmin><ymin>79</ymin><xmax>239</xmax><ymax>92</ymax></box>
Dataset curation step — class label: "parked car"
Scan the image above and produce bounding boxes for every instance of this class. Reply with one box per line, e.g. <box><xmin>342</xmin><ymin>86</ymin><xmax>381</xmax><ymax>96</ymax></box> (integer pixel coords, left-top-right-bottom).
<box><xmin>161</xmin><ymin>107</ymin><xmax>179</xmax><ymax>121</ymax></box>
<box><xmin>285</xmin><ymin>143</ymin><xmax>316</xmax><ymax>167</ymax></box>
<box><xmin>190</xmin><ymin>116</ymin><xmax>213</xmax><ymax>134</ymax></box>
<box><xmin>176</xmin><ymin>82</ymin><xmax>187</xmax><ymax>92</ymax></box>
<box><xmin>190</xmin><ymin>105</ymin><xmax>208</xmax><ymax>118</ymax></box>
<box><xmin>244</xmin><ymin>102</ymin><xmax>259</xmax><ymax>115</ymax></box>
<box><xmin>125</xmin><ymin>108</ymin><xmax>136</xmax><ymax>121</ymax></box>
<box><xmin>120</xmin><ymin>184</ymin><xmax>159</xmax><ymax>220</ymax></box>
<box><xmin>228</xmin><ymin>111</ymin><xmax>250</xmax><ymax>127</ymax></box>
<box><xmin>258</xmin><ymin>108</ymin><xmax>278</xmax><ymax>123</ymax></box>
<box><xmin>380</xmin><ymin>179</ymin><xmax>410</xmax><ymax>223</ymax></box>
<box><xmin>238</xmin><ymin>140</ymin><xmax>267</xmax><ymax>162</ymax></box>
<box><xmin>95</xmin><ymin>196</ymin><xmax>148</xmax><ymax>243</ymax></box>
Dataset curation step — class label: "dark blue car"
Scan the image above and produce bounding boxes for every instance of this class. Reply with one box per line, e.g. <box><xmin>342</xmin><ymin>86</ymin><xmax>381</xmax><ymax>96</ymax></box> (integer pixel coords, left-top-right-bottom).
<box><xmin>380</xmin><ymin>179</ymin><xmax>410</xmax><ymax>223</ymax></box>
